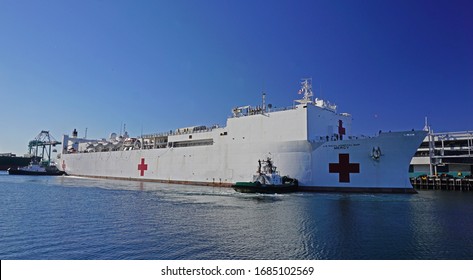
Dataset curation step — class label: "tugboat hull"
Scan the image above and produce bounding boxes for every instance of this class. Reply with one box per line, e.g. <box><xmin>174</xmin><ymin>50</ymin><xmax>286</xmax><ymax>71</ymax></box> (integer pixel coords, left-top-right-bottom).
<box><xmin>7</xmin><ymin>168</ymin><xmax>65</xmax><ymax>176</ymax></box>
<box><xmin>233</xmin><ymin>182</ymin><xmax>298</xmax><ymax>194</ymax></box>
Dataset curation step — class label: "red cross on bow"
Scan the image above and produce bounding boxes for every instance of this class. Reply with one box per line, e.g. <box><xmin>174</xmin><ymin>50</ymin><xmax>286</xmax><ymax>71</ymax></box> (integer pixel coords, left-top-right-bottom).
<box><xmin>138</xmin><ymin>158</ymin><xmax>148</xmax><ymax>176</ymax></box>
<box><xmin>329</xmin><ymin>153</ymin><xmax>360</xmax><ymax>183</ymax></box>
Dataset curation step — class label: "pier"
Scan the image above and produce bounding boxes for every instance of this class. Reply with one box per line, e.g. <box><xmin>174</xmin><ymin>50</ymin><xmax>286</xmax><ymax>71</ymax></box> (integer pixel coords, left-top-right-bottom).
<box><xmin>410</xmin><ymin>177</ymin><xmax>473</xmax><ymax>191</ymax></box>
<box><xmin>410</xmin><ymin>129</ymin><xmax>473</xmax><ymax>191</ymax></box>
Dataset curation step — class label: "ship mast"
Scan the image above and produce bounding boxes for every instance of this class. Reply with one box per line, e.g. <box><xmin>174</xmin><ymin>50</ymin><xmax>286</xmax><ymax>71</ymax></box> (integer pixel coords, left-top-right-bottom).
<box><xmin>295</xmin><ymin>78</ymin><xmax>314</xmax><ymax>105</ymax></box>
<box><xmin>262</xmin><ymin>91</ymin><xmax>266</xmax><ymax>112</ymax></box>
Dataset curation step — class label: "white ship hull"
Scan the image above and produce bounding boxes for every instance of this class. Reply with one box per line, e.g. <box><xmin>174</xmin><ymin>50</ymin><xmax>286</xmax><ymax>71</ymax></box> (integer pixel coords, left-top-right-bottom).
<box><xmin>59</xmin><ymin>80</ymin><xmax>426</xmax><ymax>192</ymax></box>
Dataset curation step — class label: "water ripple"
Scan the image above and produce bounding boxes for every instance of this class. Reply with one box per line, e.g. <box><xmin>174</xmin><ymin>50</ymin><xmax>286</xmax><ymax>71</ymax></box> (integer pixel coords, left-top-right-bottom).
<box><xmin>1</xmin><ymin>172</ymin><xmax>473</xmax><ymax>259</ymax></box>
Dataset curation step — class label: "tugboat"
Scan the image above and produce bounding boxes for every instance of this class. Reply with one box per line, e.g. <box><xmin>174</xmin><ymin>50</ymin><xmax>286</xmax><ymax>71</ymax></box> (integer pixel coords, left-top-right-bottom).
<box><xmin>8</xmin><ymin>161</ymin><xmax>65</xmax><ymax>176</ymax></box>
<box><xmin>8</xmin><ymin>131</ymin><xmax>65</xmax><ymax>176</ymax></box>
<box><xmin>232</xmin><ymin>157</ymin><xmax>298</xmax><ymax>194</ymax></box>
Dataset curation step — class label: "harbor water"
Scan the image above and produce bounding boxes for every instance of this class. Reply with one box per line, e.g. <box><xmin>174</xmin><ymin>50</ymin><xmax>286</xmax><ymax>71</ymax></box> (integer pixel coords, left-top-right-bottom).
<box><xmin>1</xmin><ymin>171</ymin><xmax>472</xmax><ymax>260</ymax></box>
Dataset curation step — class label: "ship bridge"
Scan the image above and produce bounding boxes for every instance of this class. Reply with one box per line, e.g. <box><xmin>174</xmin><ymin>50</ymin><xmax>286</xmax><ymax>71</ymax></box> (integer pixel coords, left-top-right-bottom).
<box><xmin>227</xmin><ymin>78</ymin><xmax>353</xmax><ymax>143</ymax></box>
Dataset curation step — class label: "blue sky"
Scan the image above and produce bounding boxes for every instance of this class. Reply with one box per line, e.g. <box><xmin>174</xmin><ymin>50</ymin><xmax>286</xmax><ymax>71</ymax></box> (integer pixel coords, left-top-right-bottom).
<box><xmin>1</xmin><ymin>0</ymin><xmax>472</xmax><ymax>155</ymax></box>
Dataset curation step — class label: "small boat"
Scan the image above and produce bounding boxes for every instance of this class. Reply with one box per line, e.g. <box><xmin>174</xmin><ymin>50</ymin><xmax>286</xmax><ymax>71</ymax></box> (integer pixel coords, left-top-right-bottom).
<box><xmin>8</xmin><ymin>161</ymin><xmax>65</xmax><ymax>176</ymax></box>
<box><xmin>233</xmin><ymin>157</ymin><xmax>298</xmax><ymax>193</ymax></box>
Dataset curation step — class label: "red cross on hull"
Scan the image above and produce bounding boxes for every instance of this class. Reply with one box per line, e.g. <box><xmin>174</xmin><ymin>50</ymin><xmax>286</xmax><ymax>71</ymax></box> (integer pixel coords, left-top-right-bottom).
<box><xmin>329</xmin><ymin>153</ymin><xmax>360</xmax><ymax>183</ymax></box>
<box><xmin>138</xmin><ymin>158</ymin><xmax>148</xmax><ymax>176</ymax></box>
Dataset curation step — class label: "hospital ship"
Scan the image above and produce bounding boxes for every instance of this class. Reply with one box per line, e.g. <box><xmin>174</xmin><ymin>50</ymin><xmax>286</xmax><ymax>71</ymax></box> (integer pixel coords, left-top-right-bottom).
<box><xmin>59</xmin><ymin>79</ymin><xmax>426</xmax><ymax>192</ymax></box>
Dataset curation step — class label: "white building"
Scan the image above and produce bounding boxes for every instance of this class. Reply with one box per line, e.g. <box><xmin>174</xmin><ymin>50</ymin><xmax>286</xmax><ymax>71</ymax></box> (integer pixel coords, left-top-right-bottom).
<box><xmin>410</xmin><ymin>131</ymin><xmax>473</xmax><ymax>178</ymax></box>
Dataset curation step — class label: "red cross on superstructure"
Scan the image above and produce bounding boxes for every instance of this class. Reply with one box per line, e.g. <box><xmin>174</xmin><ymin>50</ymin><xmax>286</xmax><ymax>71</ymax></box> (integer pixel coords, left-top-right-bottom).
<box><xmin>138</xmin><ymin>158</ymin><xmax>148</xmax><ymax>176</ymax></box>
<box><xmin>329</xmin><ymin>153</ymin><xmax>360</xmax><ymax>183</ymax></box>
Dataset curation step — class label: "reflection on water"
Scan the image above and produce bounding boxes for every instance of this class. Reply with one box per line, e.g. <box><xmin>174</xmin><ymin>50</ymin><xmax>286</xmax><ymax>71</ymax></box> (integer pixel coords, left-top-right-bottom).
<box><xmin>1</xmin><ymin>172</ymin><xmax>472</xmax><ymax>259</ymax></box>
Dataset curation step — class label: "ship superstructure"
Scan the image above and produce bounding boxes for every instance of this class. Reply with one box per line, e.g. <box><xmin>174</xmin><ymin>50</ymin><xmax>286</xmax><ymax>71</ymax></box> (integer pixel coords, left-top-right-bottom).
<box><xmin>59</xmin><ymin>79</ymin><xmax>426</xmax><ymax>192</ymax></box>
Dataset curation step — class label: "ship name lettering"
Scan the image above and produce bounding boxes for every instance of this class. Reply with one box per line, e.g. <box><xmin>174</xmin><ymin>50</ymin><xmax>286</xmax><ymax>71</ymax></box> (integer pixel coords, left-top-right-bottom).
<box><xmin>324</xmin><ymin>143</ymin><xmax>360</xmax><ymax>149</ymax></box>
<box><xmin>334</xmin><ymin>146</ymin><xmax>349</xmax><ymax>150</ymax></box>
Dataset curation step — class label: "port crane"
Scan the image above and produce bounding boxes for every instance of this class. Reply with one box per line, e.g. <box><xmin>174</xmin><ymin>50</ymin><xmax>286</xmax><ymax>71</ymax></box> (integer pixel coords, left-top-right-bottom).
<box><xmin>28</xmin><ymin>131</ymin><xmax>61</xmax><ymax>166</ymax></box>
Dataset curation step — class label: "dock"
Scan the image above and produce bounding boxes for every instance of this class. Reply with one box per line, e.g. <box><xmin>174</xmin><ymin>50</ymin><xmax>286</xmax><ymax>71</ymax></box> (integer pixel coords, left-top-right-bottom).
<box><xmin>410</xmin><ymin>177</ymin><xmax>473</xmax><ymax>191</ymax></box>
